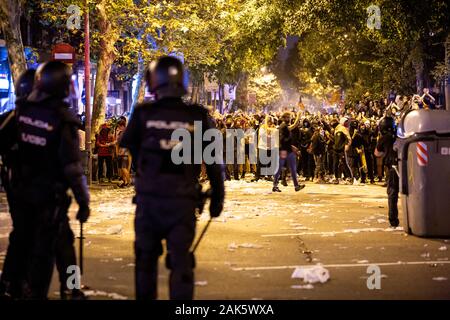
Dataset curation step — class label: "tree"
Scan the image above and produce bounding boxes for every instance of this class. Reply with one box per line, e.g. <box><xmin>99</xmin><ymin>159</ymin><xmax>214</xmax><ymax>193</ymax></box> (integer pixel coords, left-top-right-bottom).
<box><xmin>203</xmin><ymin>0</ymin><xmax>287</xmax><ymax>111</ymax></box>
<box><xmin>41</xmin><ymin>0</ymin><xmax>144</xmax><ymax>136</ymax></box>
<box><xmin>0</xmin><ymin>0</ymin><xmax>27</xmax><ymax>83</ymax></box>
<box><xmin>282</xmin><ymin>0</ymin><xmax>450</xmax><ymax>100</ymax></box>
<box><xmin>248</xmin><ymin>71</ymin><xmax>282</xmax><ymax>110</ymax></box>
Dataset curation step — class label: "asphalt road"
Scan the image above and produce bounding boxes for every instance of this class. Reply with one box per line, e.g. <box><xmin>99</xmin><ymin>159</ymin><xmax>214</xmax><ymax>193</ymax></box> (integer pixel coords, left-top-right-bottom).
<box><xmin>1</xmin><ymin>179</ymin><xmax>449</xmax><ymax>300</ymax></box>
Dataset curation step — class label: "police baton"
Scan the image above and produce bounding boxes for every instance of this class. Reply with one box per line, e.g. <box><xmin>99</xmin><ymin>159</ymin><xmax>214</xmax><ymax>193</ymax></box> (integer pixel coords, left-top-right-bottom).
<box><xmin>79</xmin><ymin>222</ymin><xmax>84</xmax><ymax>275</ymax></box>
<box><xmin>191</xmin><ymin>218</ymin><xmax>212</xmax><ymax>254</ymax></box>
<box><xmin>165</xmin><ymin>189</ymin><xmax>213</xmax><ymax>269</ymax></box>
<box><xmin>191</xmin><ymin>188</ymin><xmax>213</xmax><ymax>254</ymax></box>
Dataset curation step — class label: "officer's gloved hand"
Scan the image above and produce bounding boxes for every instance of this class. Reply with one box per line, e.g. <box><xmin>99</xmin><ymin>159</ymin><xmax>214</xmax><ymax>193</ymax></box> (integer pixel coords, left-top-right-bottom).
<box><xmin>77</xmin><ymin>204</ymin><xmax>90</xmax><ymax>223</ymax></box>
<box><xmin>209</xmin><ymin>198</ymin><xmax>223</xmax><ymax>218</ymax></box>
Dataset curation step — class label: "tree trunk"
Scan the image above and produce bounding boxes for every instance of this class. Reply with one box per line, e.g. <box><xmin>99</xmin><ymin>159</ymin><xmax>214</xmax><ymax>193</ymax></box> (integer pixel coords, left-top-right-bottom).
<box><xmin>137</xmin><ymin>73</ymin><xmax>146</xmax><ymax>103</ymax></box>
<box><xmin>190</xmin><ymin>84</ymin><xmax>200</xmax><ymax>104</ymax></box>
<box><xmin>0</xmin><ymin>0</ymin><xmax>27</xmax><ymax>84</ymax></box>
<box><xmin>132</xmin><ymin>53</ymin><xmax>145</xmax><ymax>111</ymax></box>
<box><xmin>411</xmin><ymin>42</ymin><xmax>424</xmax><ymax>94</ymax></box>
<box><xmin>218</xmin><ymin>83</ymin><xmax>224</xmax><ymax>114</ymax></box>
<box><xmin>91</xmin><ymin>0</ymin><xmax>119</xmax><ymax>139</ymax></box>
<box><xmin>236</xmin><ymin>73</ymin><xmax>249</xmax><ymax>111</ymax></box>
<box><xmin>92</xmin><ymin>49</ymin><xmax>114</xmax><ymax>138</ymax></box>
<box><xmin>189</xmin><ymin>70</ymin><xmax>203</xmax><ymax>104</ymax></box>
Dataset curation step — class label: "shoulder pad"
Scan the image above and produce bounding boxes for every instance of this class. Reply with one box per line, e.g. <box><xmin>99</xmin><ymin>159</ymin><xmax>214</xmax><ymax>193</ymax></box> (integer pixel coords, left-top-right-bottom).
<box><xmin>134</xmin><ymin>101</ymin><xmax>156</xmax><ymax>111</ymax></box>
<box><xmin>59</xmin><ymin>108</ymin><xmax>82</xmax><ymax>128</ymax></box>
<box><xmin>191</xmin><ymin>104</ymin><xmax>212</xmax><ymax>122</ymax></box>
<box><xmin>189</xmin><ymin>103</ymin><xmax>208</xmax><ymax>111</ymax></box>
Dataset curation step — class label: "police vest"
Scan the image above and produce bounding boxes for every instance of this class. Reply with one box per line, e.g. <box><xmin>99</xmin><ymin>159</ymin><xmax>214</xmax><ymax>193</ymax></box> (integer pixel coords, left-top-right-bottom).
<box><xmin>126</xmin><ymin>98</ymin><xmax>212</xmax><ymax>198</ymax></box>
<box><xmin>15</xmin><ymin>98</ymin><xmax>72</xmax><ymax>192</ymax></box>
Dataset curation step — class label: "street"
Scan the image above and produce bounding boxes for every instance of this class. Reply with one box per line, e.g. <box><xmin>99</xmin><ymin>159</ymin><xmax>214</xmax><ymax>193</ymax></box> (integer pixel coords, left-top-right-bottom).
<box><xmin>1</xmin><ymin>180</ymin><xmax>449</xmax><ymax>300</ymax></box>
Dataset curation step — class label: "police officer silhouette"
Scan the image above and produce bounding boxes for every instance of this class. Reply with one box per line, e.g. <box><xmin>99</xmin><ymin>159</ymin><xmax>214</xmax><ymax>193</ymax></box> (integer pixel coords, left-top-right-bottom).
<box><xmin>1</xmin><ymin>67</ymin><xmax>88</xmax><ymax>300</ymax></box>
<box><xmin>11</xmin><ymin>61</ymin><xmax>90</xmax><ymax>299</ymax></box>
<box><xmin>120</xmin><ymin>56</ymin><xmax>225</xmax><ymax>300</ymax></box>
<box><xmin>0</xmin><ymin>69</ymin><xmax>36</xmax><ymax>299</ymax></box>
<box><xmin>375</xmin><ymin>116</ymin><xmax>399</xmax><ymax>227</ymax></box>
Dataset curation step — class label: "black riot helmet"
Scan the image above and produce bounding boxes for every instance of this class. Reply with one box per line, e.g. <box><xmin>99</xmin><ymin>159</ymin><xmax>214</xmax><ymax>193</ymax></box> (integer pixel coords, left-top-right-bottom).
<box><xmin>145</xmin><ymin>56</ymin><xmax>187</xmax><ymax>98</ymax></box>
<box><xmin>379</xmin><ymin>116</ymin><xmax>396</xmax><ymax>135</ymax></box>
<box><xmin>15</xmin><ymin>69</ymin><xmax>36</xmax><ymax>100</ymax></box>
<box><xmin>34</xmin><ymin>61</ymin><xmax>72</xmax><ymax>99</ymax></box>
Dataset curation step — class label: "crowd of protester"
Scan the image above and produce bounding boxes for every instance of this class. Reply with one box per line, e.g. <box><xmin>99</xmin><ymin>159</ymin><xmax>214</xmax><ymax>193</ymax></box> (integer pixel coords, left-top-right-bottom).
<box><xmin>208</xmin><ymin>91</ymin><xmax>437</xmax><ymax>187</ymax></box>
<box><xmin>85</xmin><ymin>90</ymin><xmax>438</xmax><ymax>188</ymax></box>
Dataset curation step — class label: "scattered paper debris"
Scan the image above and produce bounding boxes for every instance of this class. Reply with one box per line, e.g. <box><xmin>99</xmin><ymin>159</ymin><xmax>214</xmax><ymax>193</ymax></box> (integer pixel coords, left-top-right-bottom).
<box><xmin>291</xmin><ymin>284</ymin><xmax>314</xmax><ymax>289</ymax></box>
<box><xmin>291</xmin><ymin>266</ymin><xmax>330</xmax><ymax>284</ymax></box>
<box><xmin>300</xmin><ymin>203</ymin><xmax>324</xmax><ymax>208</ymax></box>
<box><xmin>357</xmin><ymin>260</ymin><xmax>369</xmax><ymax>264</ymax></box>
<box><xmin>432</xmin><ymin>277</ymin><xmax>448</xmax><ymax>281</ymax></box>
<box><xmin>106</xmin><ymin>225</ymin><xmax>123</xmax><ymax>235</ymax></box>
<box><xmin>229</xmin><ymin>242</ymin><xmax>263</xmax><ymax>250</ymax></box>
<box><xmin>195</xmin><ymin>281</ymin><xmax>208</xmax><ymax>286</ymax></box>
<box><xmin>238</xmin><ymin>243</ymin><xmax>263</xmax><ymax>249</ymax></box>
<box><xmin>344</xmin><ymin>228</ymin><xmax>384</xmax><ymax>233</ymax></box>
<box><xmin>321</xmin><ymin>232</ymin><xmax>336</xmax><ymax>237</ymax></box>
<box><xmin>438</xmin><ymin>246</ymin><xmax>447</xmax><ymax>251</ymax></box>
<box><xmin>83</xmin><ymin>290</ymin><xmax>128</xmax><ymax>300</ymax></box>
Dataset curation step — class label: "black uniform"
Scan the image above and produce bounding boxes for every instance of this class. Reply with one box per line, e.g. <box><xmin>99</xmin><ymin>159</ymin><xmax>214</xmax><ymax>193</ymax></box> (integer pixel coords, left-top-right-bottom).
<box><xmin>360</xmin><ymin>126</ymin><xmax>375</xmax><ymax>183</ymax></box>
<box><xmin>0</xmin><ymin>110</ymin><xmax>22</xmax><ymax>298</ymax></box>
<box><xmin>1</xmin><ymin>64</ymin><xmax>88</xmax><ymax>300</ymax></box>
<box><xmin>376</xmin><ymin>131</ymin><xmax>399</xmax><ymax>227</ymax></box>
<box><xmin>120</xmin><ymin>97</ymin><xmax>224</xmax><ymax>300</ymax></box>
<box><xmin>298</xmin><ymin>123</ymin><xmax>314</xmax><ymax>179</ymax></box>
<box><xmin>13</xmin><ymin>94</ymin><xmax>89</xmax><ymax>299</ymax></box>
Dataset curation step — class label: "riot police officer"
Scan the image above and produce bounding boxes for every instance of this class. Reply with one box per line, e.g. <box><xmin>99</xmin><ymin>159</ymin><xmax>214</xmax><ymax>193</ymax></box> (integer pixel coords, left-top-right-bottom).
<box><xmin>120</xmin><ymin>56</ymin><xmax>225</xmax><ymax>300</ymax></box>
<box><xmin>0</xmin><ymin>69</ymin><xmax>36</xmax><ymax>299</ymax></box>
<box><xmin>375</xmin><ymin>116</ymin><xmax>399</xmax><ymax>227</ymax></box>
<box><xmin>13</xmin><ymin>61</ymin><xmax>90</xmax><ymax>299</ymax></box>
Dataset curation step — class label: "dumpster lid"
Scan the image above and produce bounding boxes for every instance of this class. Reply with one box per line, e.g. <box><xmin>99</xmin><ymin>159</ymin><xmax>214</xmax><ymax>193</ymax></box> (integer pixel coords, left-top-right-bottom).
<box><xmin>398</xmin><ymin>110</ymin><xmax>450</xmax><ymax>138</ymax></box>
